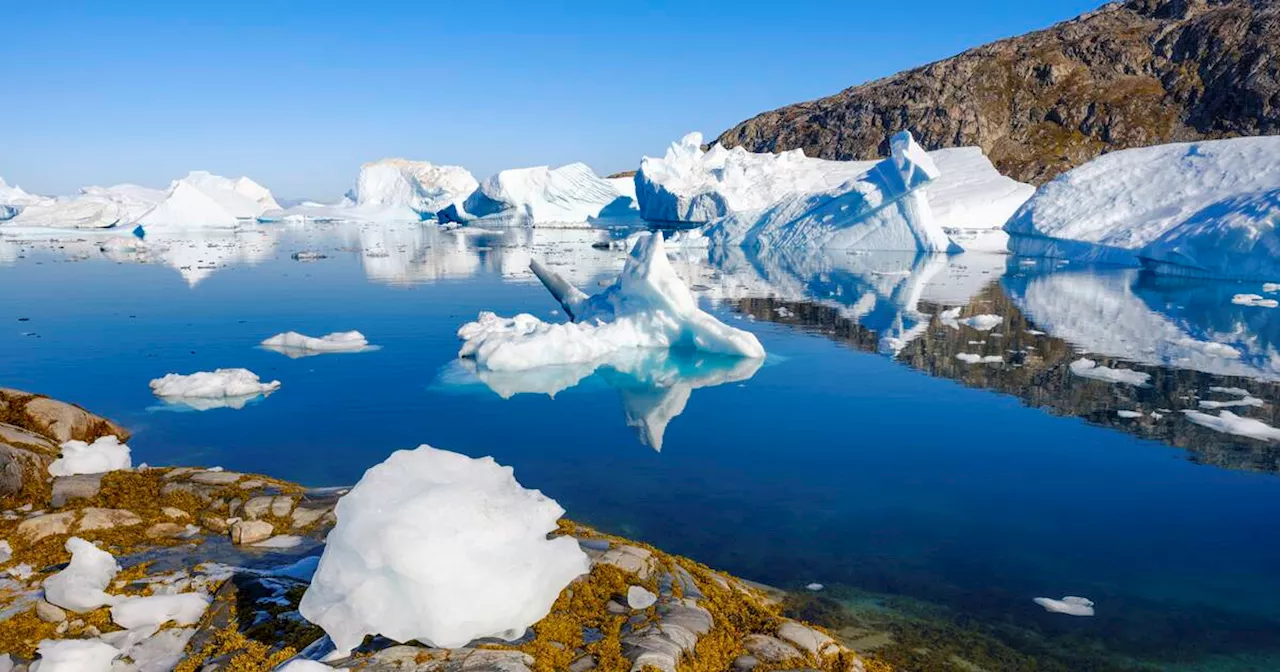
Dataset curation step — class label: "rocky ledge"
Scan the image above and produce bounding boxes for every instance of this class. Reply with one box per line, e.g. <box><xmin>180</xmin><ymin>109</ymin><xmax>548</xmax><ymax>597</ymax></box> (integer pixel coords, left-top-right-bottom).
<box><xmin>0</xmin><ymin>390</ymin><xmax>886</xmax><ymax>672</ymax></box>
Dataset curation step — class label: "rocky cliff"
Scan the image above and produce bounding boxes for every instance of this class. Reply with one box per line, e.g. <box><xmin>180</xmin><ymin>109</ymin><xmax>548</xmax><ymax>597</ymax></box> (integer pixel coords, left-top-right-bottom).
<box><xmin>716</xmin><ymin>0</ymin><xmax>1280</xmax><ymax>184</ymax></box>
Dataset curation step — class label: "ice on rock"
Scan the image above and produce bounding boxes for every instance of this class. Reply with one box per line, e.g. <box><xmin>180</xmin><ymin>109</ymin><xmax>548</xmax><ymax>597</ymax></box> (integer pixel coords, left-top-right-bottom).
<box><xmin>627</xmin><ymin>585</ymin><xmax>658</xmax><ymax>610</ymax></box>
<box><xmin>110</xmin><ymin>593</ymin><xmax>211</xmax><ymax>630</ymax></box>
<box><xmin>43</xmin><ymin>537</ymin><xmax>120</xmax><ymax>613</ymax></box>
<box><xmin>149</xmin><ymin>368</ymin><xmax>281</xmax><ymax>411</ymax></box>
<box><xmin>277</xmin><ymin>661</ymin><xmax>333</xmax><ymax>672</ymax></box>
<box><xmin>48</xmin><ymin>436</ymin><xmax>132</xmax><ymax>477</ymax></box>
<box><xmin>1033</xmin><ymin>596</ymin><xmax>1094</xmax><ymax>616</ymax></box>
<box><xmin>438</xmin><ymin>163</ymin><xmax>634</xmax><ymax>226</ymax></box>
<box><xmin>137</xmin><ymin>172</ymin><xmax>279</xmax><ymax>230</ymax></box>
<box><xmin>31</xmin><ymin>639</ymin><xmax>120</xmax><ymax>672</ymax></box>
<box><xmin>701</xmin><ymin>132</ymin><xmax>959</xmax><ymax>253</ymax></box>
<box><xmin>458</xmin><ymin>233</ymin><xmax>764</xmax><ymax>372</ymax></box>
<box><xmin>1182</xmin><ymin>410</ymin><xmax>1280</xmax><ymax>442</ymax></box>
<box><xmin>297</xmin><ymin>444</ymin><xmax>590</xmax><ymax>652</ymax></box>
<box><xmin>261</xmin><ymin>331</ymin><xmax>373</xmax><ymax>357</ymax></box>
<box><xmin>1068</xmin><ymin>358</ymin><xmax>1151</xmax><ymax>386</ymax></box>
<box><xmin>1006</xmin><ymin>136</ymin><xmax>1280</xmax><ymax>274</ymax></box>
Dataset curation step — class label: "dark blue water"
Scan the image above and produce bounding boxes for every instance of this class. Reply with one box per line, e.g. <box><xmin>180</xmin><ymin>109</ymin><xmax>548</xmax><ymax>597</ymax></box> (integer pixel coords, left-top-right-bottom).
<box><xmin>3</xmin><ymin>223</ymin><xmax>1279</xmax><ymax>669</ymax></box>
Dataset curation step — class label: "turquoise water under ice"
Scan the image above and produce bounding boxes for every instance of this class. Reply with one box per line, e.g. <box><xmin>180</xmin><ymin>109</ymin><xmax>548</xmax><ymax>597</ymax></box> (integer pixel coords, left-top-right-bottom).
<box><xmin>2</xmin><ymin>222</ymin><xmax>1279</xmax><ymax>669</ymax></box>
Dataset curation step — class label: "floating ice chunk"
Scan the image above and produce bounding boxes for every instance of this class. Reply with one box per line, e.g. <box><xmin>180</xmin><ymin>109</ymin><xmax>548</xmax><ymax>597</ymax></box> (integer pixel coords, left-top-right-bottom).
<box><xmin>805</xmin><ymin>583</ymin><xmax>824</xmax><ymax>591</ymax></box>
<box><xmin>627</xmin><ymin>586</ymin><xmax>658</xmax><ymax>610</ymax></box>
<box><xmin>1068</xmin><ymin>358</ymin><xmax>1151</xmax><ymax>386</ymax></box>
<box><xmin>956</xmin><ymin>353</ymin><xmax>1003</xmax><ymax>364</ymax></box>
<box><xmin>458</xmin><ymin>233</ymin><xmax>764</xmax><ymax>372</ymax></box>
<box><xmin>1033</xmin><ymin>596</ymin><xmax>1094</xmax><ymax>616</ymax></box>
<box><xmin>1182</xmin><ymin>410</ymin><xmax>1280</xmax><ymax>442</ymax></box>
<box><xmin>1265</xmin><ymin>283</ymin><xmax>1280</xmax><ymax>293</ymax></box>
<box><xmin>298</xmin><ymin>444</ymin><xmax>590</xmax><ymax>652</ymax></box>
<box><xmin>110</xmin><ymin>593</ymin><xmax>210</xmax><ymax>630</ymax></box>
<box><xmin>353</xmin><ymin>158</ymin><xmax>478</xmax><ymax>218</ymax></box>
<box><xmin>149</xmin><ymin>368</ymin><xmax>281</xmax><ymax>409</ymax></box>
<box><xmin>31</xmin><ymin>638</ymin><xmax>120</xmax><ymax>672</ymax></box>
<box><xmin>43</xmin><ymin>537</ymin><xmax>120</xmax><ymax>613</ymax></box>
<box><xmin>48</xmin><ymin>436</ymin><xmax>131</xmax><ymax>477</ymax></box>
<box><xmin>1116</xmin><ymin>410</ymin><xmax>1143</xmax><ymax>419</ymax></box>
<box><xmin>261</xmin><ymin>331</ymin><xmax>373</xmax><ymax>357</ymax></box>
<box><xmin>137</xmin><ymin>172</ymin><xmax>278</xmax><ymax>230</ymax></box>
<box><xmin>1231</xmin><ymin>293</ymin><xmax>1278</xmax><ymax>308</ymax></box>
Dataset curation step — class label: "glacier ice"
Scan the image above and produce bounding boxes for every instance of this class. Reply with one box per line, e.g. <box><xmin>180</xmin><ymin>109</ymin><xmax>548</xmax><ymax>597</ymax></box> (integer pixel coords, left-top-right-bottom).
<box><xmin>137</xmin><ymin>172</ymin><xmax>279</xmax><ymax>230</ymax></box>
<box><xmin>1033</xmin><ymin>596</ymin><xmax>1094</xmax><ymax>616</ymax></box>
<box><xmin>48</xmin><ymin>436</ymin><xmax>132</xmax><ymax>477</ymax></box>
<box><xmin>149</xmin><ymin>368</ymin><xmax>281</xmax><ymax>411</ymax></box>
<box><xmin>458</xmin><ymin>232</ymin><xmax>764</xmax><ymax>372</ymax></box>
<box><xmin>261</xmin><ymin>330</ymin><xmax>373</xmax><ymax>357</ymax></box>
<box><xmin>43</xmin><ymin>537</ymin><xmax>120</xmax><ymax>613</ymax></box>
<box><xmin>1005</xmin><ymin>135</ymin><xmax>1280</xmax><ymax>275</ymax></box>
<box><xmin>353</xmin><ymin>158</ymin><xmax>478</xmax><ymax>217</ymax></box>
<box><xmin>438</xmin><ymin>163</ymin><xmax>636</xmax><ymax>227</ymax></box>
<box><xmin>297</xmin><ymin>444</ymin><xmax>590</xmax><ymax>652</ymax></box>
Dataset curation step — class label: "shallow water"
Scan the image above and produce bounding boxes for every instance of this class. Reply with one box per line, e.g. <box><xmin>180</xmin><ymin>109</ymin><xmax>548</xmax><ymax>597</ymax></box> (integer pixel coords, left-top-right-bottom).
<box><xmin>3</xmin><ymin>222</ymin><xmax>1280</xmax><ymax>669</ymax></box>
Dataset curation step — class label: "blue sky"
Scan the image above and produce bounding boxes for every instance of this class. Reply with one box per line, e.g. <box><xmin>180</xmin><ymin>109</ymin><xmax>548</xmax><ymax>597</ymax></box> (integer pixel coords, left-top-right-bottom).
<box><xmin>3</xmin><ymin>1</ymin><xmax>1101</xmax><ymax>199</ymax></box>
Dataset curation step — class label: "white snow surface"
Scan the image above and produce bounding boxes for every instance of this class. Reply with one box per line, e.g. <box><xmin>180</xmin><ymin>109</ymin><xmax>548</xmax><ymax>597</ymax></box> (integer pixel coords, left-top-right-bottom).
<box><xmin>1182</xmin><ymin>410</ymin><xmax>1280</xmax><ymax>442</ymax></box>
<box><xmin>110</xmin><ymin>593</ymin><xmax>211</xmax><ymax>630</ymax></box>
<box><xmin>261</xmin><ymin>331</ymin><xmax>371</xmax><ymax>356</ymax></box>
<box><xmin>137</xmin><ymin>171</ymin><xmax>279</xmax><ymax>229</ymax></box>
<box><xmin>43</xmin><ymin>537</ymin><xmax>120</xmax><ymax>613</ymax></box>
<box><xmin>48</xmin><ymin>436</ymin><xmax>132</xmax><ymax>477</ymax></box>
<box><xmin>439</xmin><ymin>163</ymin><xmax>632</xmax><ymax>226</ymax></box>
<box><xmin>458</xmin><ymin>233</ymin><xmax>764</xmax><ymax>371</ymax></box>
<box><xmin>1006</xmin><ymin>135</ymin><xmax>1280</xmax><ymax>272</ymax></box>
<box><xmin>956</xmin><ymin>353</ymin><xmax>1003</xmax><ymax>364</ymax></box>
<box><xmin>277</xmin><ymin>662</ymin><xmax>333</xmax><ymax>672</ymax></box>
<box><xmin>1033</xmin><ymin>596</ymin><xmax>1095</xmax><ymax>616</ymax></box>
<box><xmin>31</xmin><ymin>639</ymin><xmax>120</xmax><ymax>672</ymax></box>
<box><xmin>699</xmin><ymin>132</ymin><xmax>958</xmax><ymax>253</ymax></box>
<box><xmin>298</xmin><ymin>444</ymin><xmax>590</xmax><ymax>652</ymax></box>
<box><xmin>149</xmin><ymin>368</ymin><xmax>281</xmax><ymax>400</ymax></box>
<box><xmin>1069</xmin><ymin>358</ymin><xmax>1151</xmax><ymax>386</ymax></box>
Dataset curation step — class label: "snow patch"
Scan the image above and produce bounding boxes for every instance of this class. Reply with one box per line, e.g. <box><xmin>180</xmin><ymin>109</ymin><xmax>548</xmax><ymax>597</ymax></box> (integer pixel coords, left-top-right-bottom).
<box><xmin>110</xmin><ymin>593</ymin><xmax>210</xmax><ymax>630</ymax></box>
<box><xmin>43</xmin><ymin>538</ymin><xmax>120</xmax><ymax>613</ymax></box>
<box><xmin>48</xmin><ymin>436</ymin><xmax>131</xmax><ymax>477</ymax></box>
<box><xmin>31</xmin><ymin>639</ymin><xmax>120</xmax><ymax>672</ymax></box>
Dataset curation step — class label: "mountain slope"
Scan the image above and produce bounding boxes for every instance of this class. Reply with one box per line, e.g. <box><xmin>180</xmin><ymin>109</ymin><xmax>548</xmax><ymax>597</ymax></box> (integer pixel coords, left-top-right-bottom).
<box><xmin>716</xmin><ymin>0</ymin><xmax>1280</xmax><ymax>184</ymax></box>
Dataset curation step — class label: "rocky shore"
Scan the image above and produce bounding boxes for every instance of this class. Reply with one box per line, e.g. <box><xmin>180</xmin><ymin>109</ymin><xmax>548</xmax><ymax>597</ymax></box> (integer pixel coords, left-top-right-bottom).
<box><xmin>0</xmin><ymin>389</ymin><xmax>884</xmax><ymax>672</ymax></box>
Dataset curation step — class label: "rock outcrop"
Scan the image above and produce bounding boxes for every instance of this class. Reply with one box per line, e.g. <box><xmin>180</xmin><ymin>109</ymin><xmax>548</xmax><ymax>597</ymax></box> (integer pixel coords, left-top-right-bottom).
<box><xmin>716</xmin><ymin>0</ymin><xmax>1280</xmax><ymax>184</ymax></box>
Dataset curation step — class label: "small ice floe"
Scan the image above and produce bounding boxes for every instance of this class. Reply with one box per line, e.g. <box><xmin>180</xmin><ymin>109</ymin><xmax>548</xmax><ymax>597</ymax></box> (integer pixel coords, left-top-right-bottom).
<box><xmin>48</xmin><ymin>436</ymin><xmax>131</xmax><ymax>477</ymax></box>
<box><xmin>627</xmin><ymin>585</ymin><xmax>658</xmax><ymax>610</ymax></box>
<box><xmin>1069</xmin><ymin>358</ymin><xmax>1151</xmax><ymax>386</ymax></box>
<box><xmin>457</xmin><ymin>233</ymin><xmax>764</xmax><ymax>372</ymax></box>
<box><xmin>43</xmin><ymin>537</ymin><xmax>120</xmax><ymax>613</ymax></box>
<box><xmin>110</xmin><ymin>593</ymin><xmax>210</xmax><ymax>630</ymax></box>
<box><xmin>291</xmin><ymin>251</ymin><xmax>327</xmax><ymax>261</ymax></box>
<box><xmin>1033</xmin><ymin>595</ymin><xmax>1094</xmax><ymax>616</ymax></box>
<box><xmin>149</xmin><ymin>368</ymin><xmax>281</xmax><ymax>411</ymax></box>
<box><xmin>805</xmin><ymin>583</ymin><xmax>824</xmax><ymax>591</ymax></box>
<box><xmin>32</xmin><ymin>639</ymin><xmax>121</xmax><ymax>672</ymax></box>
<box><xmin>1116</xmin><ymin>410</ymin><xmax>1143</xmax><ymax>419</ymax></box>
<box><xmin>956</xmin><ymin>353</ymin><xmax>1003</xmax><ymax>364</ymax></box>
<box><xmin>1231</xmin><ymin>293</ymin><xmax>1278</xmax><ymax>308</ymax></box>
<box><xmin>1182</xmin><ymin>410</ymin><xmax>1280</xmax><ymax>442</ymax></box>
<box><xmin>1265</xmin><ymin>283</ymin><xmax>1280</xmax><ymax>293</ymax></box>
<box><xmin>298</xmin><ymin>444</ymin><xmax>590</xmax><ymax>653</ymax></box>
<box><xmin>260</xmin><ymin>330</ymin><xmax>375</xmax><ymax>358</ymax></box>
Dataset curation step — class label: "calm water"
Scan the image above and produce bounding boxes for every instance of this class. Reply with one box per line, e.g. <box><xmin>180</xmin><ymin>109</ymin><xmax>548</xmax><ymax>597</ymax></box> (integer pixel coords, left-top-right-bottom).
<box><xmin>3</xmin><ymin>222</ymin><xmax>1280</xmax><ymax>670</ymax></box>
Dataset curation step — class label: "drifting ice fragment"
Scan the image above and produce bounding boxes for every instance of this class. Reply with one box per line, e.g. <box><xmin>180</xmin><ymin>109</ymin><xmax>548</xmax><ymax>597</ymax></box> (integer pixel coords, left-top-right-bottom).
<box><xmin>1033</xmin><ymin>596</ymin><xmax>1094</xmax><ymax>616</ymax></box>
<box><xmin>261</xmin><ymin>331</ymin><xmax>373</xmax><ymax>357</ymax></box>
<box><xmin>149</xmin><ymin>368</ymin><xmax>281</xmax><ymax>410</ymax></box>
<box><xmin>1068</xmin><ymin>358</ymin><xmax>1151</xmax><ymax>386</ymax></box>
<box><xmin>1182</xmin><ymin>410</ymin><xmax>1280</xmax><ymax>442</ymax></box>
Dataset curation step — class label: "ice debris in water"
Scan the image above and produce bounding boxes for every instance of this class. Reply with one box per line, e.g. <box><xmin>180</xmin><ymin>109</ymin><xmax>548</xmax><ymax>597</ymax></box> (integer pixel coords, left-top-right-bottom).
<box><xmin>149</xmin><ymin>368</ymin><xmax>281</xmax><ymax>410</ymax></box>
<box><xmin>457</xmin><ymin>232</ymin><xmax>764</xmax><ymax>372</ymax></box>
<box><xmin>47</xmin><ymin>436</ymin><xmax>131</xmax><ymax>477</ymax></box>
<box><xmin>1068</xmin><ymin>358</ymin><xmax>1151</xmax><ymax>386</ymax></box>
<box><xmin>298</xmin><ymin>444</ymin><xmax>590</xmax><ymax>653</ymax></box>
<box><xmin>31</xmin><ymin>638</ymin><xmax>120</xmax><ymax>671</ymax></box>
<box><xmin>1182</xmin><ymin>410</ymin><xmax>1280</xmax><ymax>442</ymax></box>
<box><xmin>1033</xmin><ymin>595</ymin><xmax>1095</xmax><ymax>616</ymax></box>
<box><xmin>1231</xmin><ymin>293</ymin><xmax>1278</xmax><ymax>308</ymax></box>
<box><xmin>806</xmin><ymin>583</ymin><xmax>825</xmax><ymax>591</ymax></box>
<box><xmin>261</xmin><ymin>330</ymin><xmax>372</xmax><ymax>357</ymax></box>
<box><xmin>43</xmin><ymin>537</ymin><xmax>119</xmax><ymax>613</ymax></box>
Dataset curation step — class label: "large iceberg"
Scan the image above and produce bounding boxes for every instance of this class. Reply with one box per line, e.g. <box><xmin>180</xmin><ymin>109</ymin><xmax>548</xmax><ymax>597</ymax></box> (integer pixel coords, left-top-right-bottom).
<box><xmin>438</xmin><ymin>163</ymin><xmax>636</xmax><ymax>226</ymax></box>
<box><xmin>137</xmin><ymin>171</ymin><xmax>280</xmax><ymax>229</ymax></box>
<box><xmin>0</xmin><ymin>177</ymin><xmax>52</xmax><ymax>221</ymax></box>
<box><xmin>1005</xmin><ymin>135</ymin><xmax>1280</xmax><ymax>274</ymax></box>
<box><xmin>298</xmin><ymin>444</ymin><xmax>589</xmax><ymax>652</ymax></box>
<box><xmin>457</xmin><ymin>233</ymin><xmax>765</xmax><ymax>371</ymax></box>
<box><xmin>701</xmin><ymin>132</ymin><xmax>958</xmax><ymax>253</ymax></box>
<box><xmin>260</xmin><ymin>159</ymin><xmax>478</xmax><ymax>224</ymax></box>
<box><xmin>1</xmin><ymin>183</ymin><xmax>164</xmax><ymax>230</ymax></box>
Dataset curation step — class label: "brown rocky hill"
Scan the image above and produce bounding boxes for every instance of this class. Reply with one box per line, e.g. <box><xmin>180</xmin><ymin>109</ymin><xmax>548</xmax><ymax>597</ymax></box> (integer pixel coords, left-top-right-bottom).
<box><xmin>716</xmin><ymin>0</ymin><xmax>1280</xmax><ymax>184</ymax></box>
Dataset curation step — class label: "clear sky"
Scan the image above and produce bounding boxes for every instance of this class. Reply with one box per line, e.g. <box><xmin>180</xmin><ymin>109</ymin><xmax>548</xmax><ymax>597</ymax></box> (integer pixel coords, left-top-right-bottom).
<box><xmin>3</xmin><ymin>1</ymin><xmax>1101</xmax><ymax>199</ymax></box>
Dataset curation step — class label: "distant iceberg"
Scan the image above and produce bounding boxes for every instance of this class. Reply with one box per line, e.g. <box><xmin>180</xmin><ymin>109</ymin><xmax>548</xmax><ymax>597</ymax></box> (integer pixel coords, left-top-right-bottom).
<box><xmin>137</xmin><ymin>172</ymin><xmax>280</xmax><ymax>230</ymax></box>
<box><xmin>1005</xmin><ymin>135</ymin><xmax>1280</xmax><ymax>278</ymax></box>
<box><xmin>457</xmin><ymin>232</ymin><xmax>764</xmax><ymax>372</ymax></box>
<box><xmin>438</xmin><ymin>163</ymin><xmax>637</xmax><ymax>227</ymax></box>
<box><xmin>261</xmin><ymin>330</ymin><xmax>374</xmax><ymax>357</ymax></box>
<box><xmin>1</xmin><ymin>182</ymin><xmax>164</xmax><ymax>230</ymax></box>
<box><xmin>262</xmin><ymin>159</ymin><xmax>478</xmax><ymax>224</ymax></box>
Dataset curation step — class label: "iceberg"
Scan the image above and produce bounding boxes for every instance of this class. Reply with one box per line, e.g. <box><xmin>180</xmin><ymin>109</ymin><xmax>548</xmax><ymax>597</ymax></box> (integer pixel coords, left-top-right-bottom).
<box><xmin>43</xmin><ymin>537</ymin><xmax>120</xmax><ymax>613</ymax></box>
<box><xmin>700</xmin><ymin>132</ymin><xmax>958</xmax><ymax>253</ymax></box>
<box><xmin>48</xmin><ymin>436</ymin><xmax>132</xmax><ymax>477</ymax></box>
<box><xmin>438</xmin><ymin>162</ymin><xmax>635</xmax><ymax>227</ymax></box>
<box><xmin>457</xmin><ymin>233</ymin><xmax>765</xmax><ymax>372</ymax></box>
<box><xmin>1005</xmin><ymin>136</ymin><xmax>1280</xmax><ymax>271</ymax></box>
<box><xmin>0</xmin><ymin>177</ymin><xmax>51</xmax><ymax>221</ymax></box>
<box><xmin>352</xmin><ymin>158</ymin><xmax>478</xmax><ymax>218</ymax></box>
<box><xmin>297</xmin><ymin>444</ymin><xmax>590</xmax><ymax>652</ymax></box>
<box><xmin>148</xmin><ymin>368</ymin><xmax>281</xmax><ymax>411</ymax></box>
<box><xmin>928</xmin><ymin>148</ymin><xmax>1036</xmax><ymax>252</ymax></box>
<box><xmin>137</xmin><ymin>171</ymin><xmax>279</xmax><ymax>229</ymax></box>
<box><xmin>0</xmin><ymin>182</ymin><xmax>163</xmax><ymax>230</ymax></box>
<box><xmin>260</xmin><ymin>330</ymin><xmax>373</xmax><ymax>357</ymax></box>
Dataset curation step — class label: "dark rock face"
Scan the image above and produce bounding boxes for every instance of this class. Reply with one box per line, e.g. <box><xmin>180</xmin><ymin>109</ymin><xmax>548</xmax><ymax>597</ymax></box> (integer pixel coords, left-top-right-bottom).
<box><xmin>716</xmin><ymin>0</ymin><xmax>1280</xmax><ymax>184</ymax></box>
